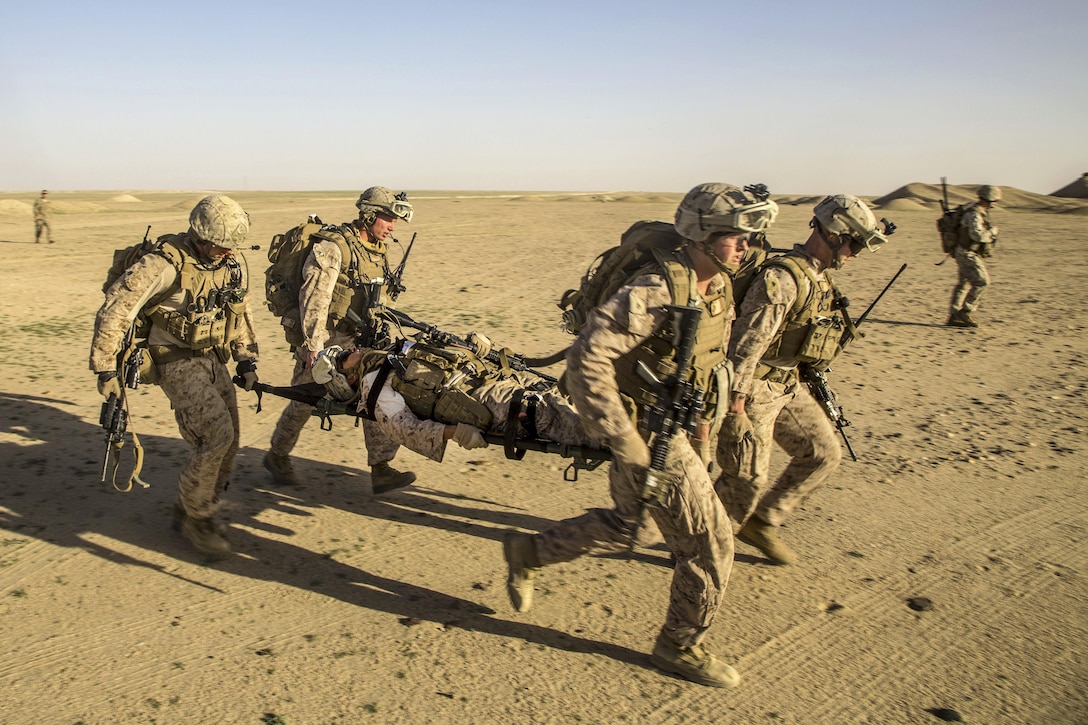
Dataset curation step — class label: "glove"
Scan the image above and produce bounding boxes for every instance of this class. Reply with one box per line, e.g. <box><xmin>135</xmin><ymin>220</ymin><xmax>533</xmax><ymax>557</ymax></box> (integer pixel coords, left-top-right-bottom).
<box><xmin>720</xmin><ymin>411</ymin><xmax>754</xmax><ymax>443</ymax></box>
<box><xmin>466</xmin><ymin>331</ymin><xmax>492</xmax><ymax>359</ymax></box>
<box><xmin>452</xmin><ymin>423</ymin><xmax>488</xmax><ymax>450</ymax></box>
<box><xmin>692</xmin><ymin>436</ymin><xmax>712</xmax><ymax>468</ymax></box>
<box><xmin>236</xmin><ymin>359</ymin><xmax>259</xmax><ymax>391</ymax></box>
<box><xmin>610</xmin><ymin>429</ymin><xmax>651</xmax><ymax>470</ymax></box>
<box><xmin>97</xmin><ymin>371</ymin><xmax>121</xmax><ymax>399</ymax></box>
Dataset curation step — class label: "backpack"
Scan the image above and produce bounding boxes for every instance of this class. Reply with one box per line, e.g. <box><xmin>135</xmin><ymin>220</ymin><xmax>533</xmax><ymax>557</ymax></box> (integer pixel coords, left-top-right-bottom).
<box><xmin>101</xmin><ymin>228</ymin><xmax>186</xmax><ymax>386</ymax></box>
<box><xmin>103</xmin><ymin>226</ymin><xmax>162</xmax><ymax>294</ymax></box>
<box><xmin>264</xmin><ymin>216</ymin><xmax>325</xmax><ymax>318</ymax></box>
<box><xmin>557</xmin><ymin>220</ymin><xmax>688</xmax><ymax>335</ymax></box>
<box><xmin>936</xmin><ymin>204</ymin><xmax>967</xmax><ymax>254</ymax></box>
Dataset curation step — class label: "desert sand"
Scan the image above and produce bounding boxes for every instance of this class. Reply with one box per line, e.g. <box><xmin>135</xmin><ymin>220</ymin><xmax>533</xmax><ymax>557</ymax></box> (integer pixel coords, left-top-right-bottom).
<box><xmin>0</xmin><ymin>187</ymin><xmax>1085</xmax><ymax>724</ymax></box>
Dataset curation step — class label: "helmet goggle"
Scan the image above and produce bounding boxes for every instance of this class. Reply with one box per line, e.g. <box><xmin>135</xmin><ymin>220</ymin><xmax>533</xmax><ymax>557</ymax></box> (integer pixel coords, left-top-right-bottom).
<box><xmin>385</xmin><ymin>199</ymin><xmax>414</xmax><ymax>222</ymax></box>
<box><xmin>836</xmin><ymin>214</ymin><xmax>896</xmax><ymax>254</ymax></box>
<box><xmin>697</xmin><ymin>199</ymin><xmax>779</xmax><ymax>235</ymax></box>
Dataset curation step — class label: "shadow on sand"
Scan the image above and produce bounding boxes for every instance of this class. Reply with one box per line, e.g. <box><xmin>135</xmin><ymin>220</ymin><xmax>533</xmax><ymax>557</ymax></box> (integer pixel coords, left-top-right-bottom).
<box><xmin>0</xmin><ymin>392</ymin><xmax>655</xmax><ymax>671</ymax></box>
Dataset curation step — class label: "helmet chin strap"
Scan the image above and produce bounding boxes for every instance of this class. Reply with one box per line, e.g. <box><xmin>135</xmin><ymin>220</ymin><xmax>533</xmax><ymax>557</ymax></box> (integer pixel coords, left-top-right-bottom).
<box><xmin>696</xmin><ymin>240</ymin><xmax>739</xmax><ymax>274</ymax></box>
<box><xmin>814</xmin><ymin>221</ymin><xmax>848</xmax><ymax>270</ymax></box>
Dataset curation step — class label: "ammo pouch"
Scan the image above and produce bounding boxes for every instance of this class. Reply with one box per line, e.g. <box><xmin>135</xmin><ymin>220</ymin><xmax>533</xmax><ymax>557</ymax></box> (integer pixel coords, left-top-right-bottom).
<box><xmin>151</xmin><ymin>308</ymin><xmax>227</xmax><ymax>351</ymax></box>
<box><xmin>389</xmin><ymin>344</ymin><xmax>493</xmax><ymax>429</ymax></box>
<box><xmin>794</xmin><ymin>316</ymin><xmax>843</xmax><ymax>368</ymax></box>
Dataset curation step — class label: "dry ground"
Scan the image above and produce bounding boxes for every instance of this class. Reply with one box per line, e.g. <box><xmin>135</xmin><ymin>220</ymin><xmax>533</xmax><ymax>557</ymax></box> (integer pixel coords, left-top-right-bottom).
<box><xmin>0</xmin><ymin>189</ymin><xmax>1085</xmax><ymax>724</ymax></box>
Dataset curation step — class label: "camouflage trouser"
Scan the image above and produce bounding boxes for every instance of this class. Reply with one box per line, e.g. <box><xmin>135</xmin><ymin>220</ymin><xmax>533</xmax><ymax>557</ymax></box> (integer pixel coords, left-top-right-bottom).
<box><xmin>157</xmin><ymin>356</ymin><xmax>240</xmax><ymax>520</ymax></box>
<box><xmin>34</xmin><ymin>219</ymin><xmax>52</xmax><ymax>243</ymax></box>
<box><xmin>950</xmin><ymin>249</ymin><xmax>990</xmax><ymax>313</ymax></box>
<box><xmin>269</xmin><ymin>340</ymin><xmax>401</xmax><ymax>466</ymax></box>
<box><xmin>473</xmin><ymin>378</ymin><xmax>601</xmax><ymax>448</ymax></box>
<box><xmin>714</xmin><ymin>379</ymin><xmax>842</xmax><ymax>530</ymax></box>
<box><xmin>534</xmin><ymin>436</ymin><xmax>733</xmax><ymax>649</ymax></box>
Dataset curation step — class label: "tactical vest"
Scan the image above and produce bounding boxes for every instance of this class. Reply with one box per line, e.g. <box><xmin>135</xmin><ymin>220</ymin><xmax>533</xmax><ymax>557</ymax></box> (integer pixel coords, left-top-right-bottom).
<box><xmin>318</xmin><ymin>223</ymin><xmax>391</xmax><ymax>336</ymax></box>
<box><xmin>385</xmin><ymin>343</ymin><xmax>495</xmax><ymax>429</ymax></box>
<box><xmin>612</xmin><ymin>250</ymin><xmax>731</xmax><ymax>418</ymax></box>
<box><xmin>144</xmin><ymin>235</ymin><xmax>249</xmax><ymax>362</ymax></box>
<box><xmin>758</xmin><ymin>253</ymin><xmax>842</xmax><ymax>371</ymax></box>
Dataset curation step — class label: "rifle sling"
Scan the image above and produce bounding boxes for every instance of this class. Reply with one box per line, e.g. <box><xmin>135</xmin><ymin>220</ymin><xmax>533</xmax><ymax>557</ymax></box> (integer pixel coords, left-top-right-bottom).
<box><xmin>361</xmin><ymin>357</ymin><xmax>395</xmax><ymax>421</ymax></box>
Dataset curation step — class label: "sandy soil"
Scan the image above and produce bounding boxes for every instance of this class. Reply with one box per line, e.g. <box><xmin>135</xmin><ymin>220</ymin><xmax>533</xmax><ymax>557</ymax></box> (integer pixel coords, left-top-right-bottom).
<box><xmin>0</xmin><ymin>188</ymin><xmax>1085</xmax><ymax>724</ymax></box>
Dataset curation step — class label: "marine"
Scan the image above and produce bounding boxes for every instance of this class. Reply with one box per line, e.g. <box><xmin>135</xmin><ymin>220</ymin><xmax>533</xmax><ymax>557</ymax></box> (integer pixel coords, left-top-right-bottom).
<box><xmin>502</xmin><ymin>183</ymin><xmax>779</xmax><ymax>687</ymax></box>
<box><xmin>89</xmin><ymin>195</ymin><xmax>261</xmax><ymax>559</ymax></box>
<box><xmin>264</xmin><ymin>187</ymin><xmax>417</xmax><ymax>493</ymax></box>
<box><xmin>947</xmin><ymin>185</ymin><xmax>1001</xmax><ymax>328</ymax></box>
<box><xmin>715</xmin><ymin>194</ymin><xmax>894</xmax><ymax>565</ymax></box>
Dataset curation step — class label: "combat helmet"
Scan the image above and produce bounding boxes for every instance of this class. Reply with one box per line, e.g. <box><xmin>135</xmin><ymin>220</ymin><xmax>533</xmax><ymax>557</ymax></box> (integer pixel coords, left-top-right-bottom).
<box><xmin>812</xmin><ymin>194</ymin><xmax>895</xmax><ymax>260</ymax></box>
<box><xmin>188</xmin><ymin>195</ymin><xmax>250</xmax><ymax>249</ymax></box>
<box><xmin>356</xmin><ymin>186</ymin><xmax>414</xmax><ymax>223</ymax></box>
<box><xmin>674</xmin><ymin>183</ymin><xmax>778</xmax><ymax>243</ymax></box>
<box><xmin>977</xmin><ymin>185</ymin><xmax>1002</xmax><ymax>202</ymax></box>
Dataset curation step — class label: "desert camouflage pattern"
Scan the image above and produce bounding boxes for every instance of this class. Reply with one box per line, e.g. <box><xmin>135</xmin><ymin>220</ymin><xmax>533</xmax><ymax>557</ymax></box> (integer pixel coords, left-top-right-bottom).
<box><xmin>353</xmin><ymin>371</ymin><xmax>602</xmax><ymax>463</ymax></box>
<box><xmin>89</xmin><ymin>236</ymin><xmax>259</xmax><ymax>523</ymax></box>
<box><xmin>298</xmin><ymin>238</ymin><xmax>349</xmax><ymax>354</ymax></box>
<box><xmin>534</xmin><ymin>272</ymin><xmax>734</xmax><ymax>649</ymax></box>
<box><xmin>89</xmin><ymin>249</ymin><xmax>259</xmax><ymax>373</ymax></box>
<box><xmin>949</xmin><ymin>203</ymin><xmax>994</xmax><ymax>313</ymax></box>
<box><xmin>158</xmin><ymin>357</ymin><xmax>241</xmax><ymax>519</ymax></box>
<box><xmin>960</xmin><ymin>203</ymin><xmax>997</xmax><ymax>248</ymax></box>
<box><xmin>717</xmin><ymin>247</ymin><xmax>843</xmax><ymax>528</ymax></box>
<box><xmin>297</xmin><ymin>226</ymin><xmax>388</xmax><ymax>353</ymax></box>
<box><xmin>714</xmin><ymin>379</ymin><xmax>842</xmax><ymax>529</ymax></box>
<box><xmin>727</xmin><ymin>249</ymin><xmax>822</xmax><ymax>396</ymax></box>
<box><xmin>33</xmin><ymin>196</ymin><xmax>53</xmax><ymax>243</ymax></box>
<box><xmin>949</xmin><ymin>247</ymin><xmax>990</xmax><ymax>313</ymax></box>
<box><xmin>269</xmin><ymin>332</ymin><xmax>403</xmax><ymax>466</ymax></box>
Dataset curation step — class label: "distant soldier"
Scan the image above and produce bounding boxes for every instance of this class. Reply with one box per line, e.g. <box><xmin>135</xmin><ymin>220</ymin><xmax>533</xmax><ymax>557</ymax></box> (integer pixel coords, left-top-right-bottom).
<box><xmin>716</xmin><ymin>195</ymin><xmax>894</xmax><ymax>565</ymax></box>
<box><xmin>947</xmin><ymin>185</ymin><xmax>1001</xmax><ymax>328</ymax></box>
<box><xmin>503</xmin><ymin>183</ymin><xmax>779</xmax><ymax>688</ymax></box>
<box><xmin>90</xmin><ymin>195</ymin><xmax>260</xmax><ymax>559</ymax></box>
<box><xmin>33</xmin><ymin>189</ymin><xmax>54</xmax><ymax>244</ymax></box>
<box><xmin>264</xmin><ymin>187</ymin><xmax>418</xmax><ymax>493</ymax></box>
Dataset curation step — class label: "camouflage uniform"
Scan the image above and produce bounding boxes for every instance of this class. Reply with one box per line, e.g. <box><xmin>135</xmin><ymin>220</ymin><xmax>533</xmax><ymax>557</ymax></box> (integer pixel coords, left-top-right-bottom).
<box><xmin>89</xmin><ymin>236</ymin><xmax>259</xmax><ymax>522</ymax></box>
<box><xmin>33</xmin><ymin>193</ymin><xmax>53</xmax><ymax>244</ymax></box>
<box><xmin>532</xmin><ymin>274</ymin><xmax>734</xmax><ymax>649</ymax></box>
<box><xmin>715</xmin><ymin>248</ymin><xmax>843</xmax><ymax>530</ymax></box>
<box><xmin>269</xmin><ymin>226</ymin><xmax>402</xmax><ymax>467</ymax></box>
<box><xmin>949</xmin><ymin>202</ymin><xmax>995</xmax><ymax>316</ymax></box>
<box><xmin>351</xmin><ymin>369</ymin><xmax>601</xmax><ymax>462</ymax></box>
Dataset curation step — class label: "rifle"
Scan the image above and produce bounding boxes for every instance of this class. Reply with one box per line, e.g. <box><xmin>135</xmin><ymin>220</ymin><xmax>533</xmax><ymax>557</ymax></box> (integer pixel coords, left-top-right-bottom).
<box><xmin>385</xmin><ymin>232</ymin><xmax>416</xmax><ymax>302</ymax></box>
<box><xmin>628</xmin><ymin>304</ymin><xmax>705</xmax><ymax>554</ymax></box>
<box><xmin>377</xmin><ymin>308</ymin><xmax>560</xmax><ymax>384</ymax></box>
<box><xmin>799</xmin><ymin>263</ymin><xmax>907</xmax><ymax>461</ymax></box>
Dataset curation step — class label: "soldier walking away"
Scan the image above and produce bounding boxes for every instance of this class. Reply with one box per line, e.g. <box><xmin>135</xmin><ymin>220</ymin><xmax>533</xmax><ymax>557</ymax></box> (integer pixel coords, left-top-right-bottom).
<box><xmin>948</xmin><ymin>185</ymin><xmax>1001</xmax><ymax>328</ymax></box>
<box><xmin>503</xmin><ymin>183</ymin><xmax>779</xmax><ymax>688</ymax></box>
<box><xmin>90</xmin><ymin>195</ymin><xmax>261</xmax><ymax>559</ymax></box>
<box><xmin>265</xmin><ymin>187</ymin><xmax>416</xmax><ymax>493</ymax></box>
<box><xmin>33</xmin><ymin>189</ymin><xmax>54</xmax><ymax>243</ymax></box>
<box><xmin>716</xmin><ymin>195</ymin><xmax>895</xmax><ymax>565</ymax></box>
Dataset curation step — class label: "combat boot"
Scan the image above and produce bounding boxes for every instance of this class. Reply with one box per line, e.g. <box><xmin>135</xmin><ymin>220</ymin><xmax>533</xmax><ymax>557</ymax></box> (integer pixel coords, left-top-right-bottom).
<box><xmin>650</xmin><ymin>630</ymin><xmax>740</xmax><ymax>688</ymax></box>
<box><xmin>172</xmin><ymin>504</ymin><xmax>227</xmax><ymax>536</ymax></box>
<box><xmin>371</xmin><ymin>462</ymin><xmax>416</xmax><ymax>494</ymax></box>
<box><xmin>958</xmin><ymin>310</ymin><xmax>980</xmax><ymax>328</ymax></box>
<box><xmin>181</xmin><ymin>516</ymin><xmax>231</xmax><ymax>560</ymax></box>
<box><xmin>737</xmin><ymin>517</ymin><xmax>798</xmax><ymax>565</ymax></box>
<box><xmin>502</xmin><ymin>532</ymin><xmax>541</xmax><ymax>612</ymax></box>
<box><xmin>263</xmin><ymin>452</ymin><xmax>300</xmax><ymax>486</ymax></box>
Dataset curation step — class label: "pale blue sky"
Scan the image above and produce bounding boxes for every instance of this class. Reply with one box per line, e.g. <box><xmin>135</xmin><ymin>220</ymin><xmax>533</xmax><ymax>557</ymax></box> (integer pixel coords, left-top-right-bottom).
<box><xmin>2</xmin><ymin>0</ymin><xmax>1084</xmax><ymax>195</ymax></box>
